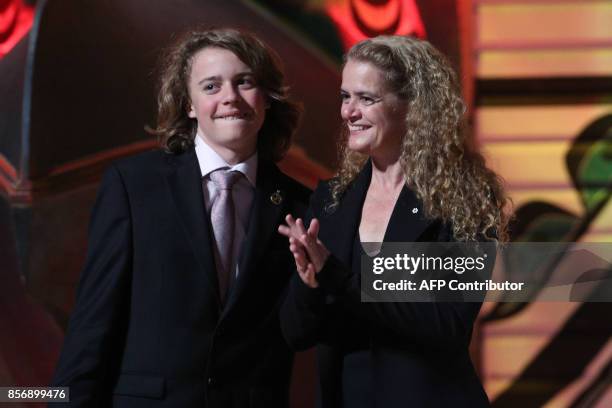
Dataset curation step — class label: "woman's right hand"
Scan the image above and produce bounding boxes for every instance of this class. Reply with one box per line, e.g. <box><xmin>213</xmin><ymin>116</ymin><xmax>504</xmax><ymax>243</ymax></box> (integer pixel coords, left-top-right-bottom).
<box><xmin>278</xmin><ymin>215</ymin><xmax>328</xmax><ymax>288</ymax></box>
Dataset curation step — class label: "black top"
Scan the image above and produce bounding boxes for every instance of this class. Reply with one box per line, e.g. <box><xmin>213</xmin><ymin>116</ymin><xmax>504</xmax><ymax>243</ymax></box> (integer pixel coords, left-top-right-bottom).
<box><xmin>341</xmin><ymin>234</ymin><xmax>375</xmax><ymax>407</ymax></box>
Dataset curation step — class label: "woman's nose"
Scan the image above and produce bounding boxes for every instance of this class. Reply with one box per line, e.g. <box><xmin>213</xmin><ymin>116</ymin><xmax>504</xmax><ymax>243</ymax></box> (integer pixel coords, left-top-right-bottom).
<box><xmin>341</xmin><ymin>100</ymin><xmax>360</xmax><ymax>121</ymax></box>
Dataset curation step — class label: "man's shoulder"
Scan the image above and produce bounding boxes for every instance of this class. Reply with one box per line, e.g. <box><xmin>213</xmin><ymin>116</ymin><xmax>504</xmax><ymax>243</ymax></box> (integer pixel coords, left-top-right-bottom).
<box><xmin>261</xmin><ymin>162</ymin><xmax>312</xmax><ymax>204</ymax></box>
<box><xmin>112</xmin><ymin>148</ymin><xmax>169</xmax><ymax>173</ymax></box>
<box><xmin>99</xmin><ymin>148</ymin><xmax>196</xmax><ymax>193</ymax></box>
<box><xmin>111</xmin><ymin>147</ymin><xmax>197</xmax><ymax>178</ymax></box>
<box><xmin>278</xmin><ymin>172</ymin><xmax>312</xmax><ymax>204</ymax></box>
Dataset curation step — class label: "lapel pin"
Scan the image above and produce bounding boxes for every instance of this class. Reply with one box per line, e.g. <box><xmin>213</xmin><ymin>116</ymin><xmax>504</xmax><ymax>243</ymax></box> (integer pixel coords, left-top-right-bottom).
<box><xmin>270</xmin><ymin>190</ymin><xmax>283</xmax><ymax>205</ymax></box>
<box><xmin>412</xmin><ymin>207</ymin><xmax>418</xmax><ymax>214</ymax></box>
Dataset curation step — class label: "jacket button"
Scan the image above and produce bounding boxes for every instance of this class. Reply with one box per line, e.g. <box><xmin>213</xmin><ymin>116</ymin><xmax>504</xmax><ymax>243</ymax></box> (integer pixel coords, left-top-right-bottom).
<box><xmin>207</xmin><ymin>377</ymin><xmax>215</xmax><ymax>387</ymax></box>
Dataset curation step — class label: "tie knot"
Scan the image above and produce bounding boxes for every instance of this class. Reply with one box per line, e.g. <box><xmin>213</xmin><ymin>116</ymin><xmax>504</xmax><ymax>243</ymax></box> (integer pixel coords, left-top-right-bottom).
<box><xmin>210</xmin><ymin>169</ymin><xmax>242</xmax><ymax>190</ymax></box>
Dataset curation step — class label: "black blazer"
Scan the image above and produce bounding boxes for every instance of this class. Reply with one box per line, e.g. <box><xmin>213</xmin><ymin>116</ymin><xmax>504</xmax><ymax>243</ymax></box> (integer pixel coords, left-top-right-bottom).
<box><xmin>52</xmin><ymin>148</ymin><xmax>310</xmax><ymax>407</ymax></box>
<box><xmin>281</xmin><ymin>161</ymin><xmax>490</xmax><ymax>408</ymax></box>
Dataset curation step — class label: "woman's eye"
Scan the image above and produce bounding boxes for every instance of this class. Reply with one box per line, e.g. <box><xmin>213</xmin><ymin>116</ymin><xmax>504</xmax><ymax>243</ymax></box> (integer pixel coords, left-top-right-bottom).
<box><xmin>361</xmin><ymin>96</ymin><xmax>374</xmax><ymax>105</ymax></box>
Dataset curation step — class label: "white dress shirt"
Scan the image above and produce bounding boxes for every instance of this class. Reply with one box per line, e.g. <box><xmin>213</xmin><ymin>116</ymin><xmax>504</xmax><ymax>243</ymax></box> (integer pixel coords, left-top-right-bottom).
<box><xmin>195</xmin><ymin>134</ymin><xmax>257</xmax><ymax>280</ymax></box>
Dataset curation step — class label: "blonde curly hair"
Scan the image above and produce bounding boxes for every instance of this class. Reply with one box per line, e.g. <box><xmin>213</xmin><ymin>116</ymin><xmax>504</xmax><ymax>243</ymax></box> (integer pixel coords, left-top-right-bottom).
<box><xmin>328</xmin><ymin>36</ymin><xmax>509</xmax><ymax>242</ymax></box>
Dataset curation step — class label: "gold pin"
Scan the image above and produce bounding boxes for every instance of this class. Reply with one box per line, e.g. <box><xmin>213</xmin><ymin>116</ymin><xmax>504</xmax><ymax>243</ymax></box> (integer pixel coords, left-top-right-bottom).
<box><xmin>270</xmin><ymin>190</ymin><xmax>283</xmax><ymax>205</ymax></box>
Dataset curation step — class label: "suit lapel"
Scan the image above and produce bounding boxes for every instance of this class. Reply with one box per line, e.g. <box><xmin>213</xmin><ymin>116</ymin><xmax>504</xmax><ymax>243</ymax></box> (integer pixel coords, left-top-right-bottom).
<box><xmin>221</xmin><ymin>162</ymin><xmax>286</xmax><ymax>317</ymax></box>
<box><xmin>164</xmin><ymin>149</ymin><xmax>220</xmax><ymax>306</ymax></box>
<box><xmin>319</xmin><ymin>160</ymin><xmax>372</xmax><ymax>266</ymax></box>
<box><xmin>384</xmin><ymin>184</ymin><xmax>435</xmax><ymax>242</ymax></box>
<box><xmin>319</xmin><ymin>160</ymin><xmax>436</xmax><ymax>263</ymax></box>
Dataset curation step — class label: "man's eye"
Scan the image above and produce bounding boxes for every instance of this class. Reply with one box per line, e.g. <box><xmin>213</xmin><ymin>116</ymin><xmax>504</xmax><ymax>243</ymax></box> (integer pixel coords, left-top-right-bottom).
<box><xmin>238</xmin><ymin>78</ymin><xmax>255</xmax><ymax>88</ymax></box>
<box><xmin>203</xmin><ymin>83</ymin><xmax>219</xmax><ymax>92</ymax></box>
<box><xmin>340</xmin><ymin>93</ymin><xmax>350</xmax><ymax>102</ymax></box>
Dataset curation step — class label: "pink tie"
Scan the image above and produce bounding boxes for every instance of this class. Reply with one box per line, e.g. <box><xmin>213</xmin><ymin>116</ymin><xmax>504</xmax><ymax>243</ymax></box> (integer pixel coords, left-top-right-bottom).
<box><xmin>209</xmin><ymin>169</ymin><xmax>242</xmax><ymax>303</ymax></box>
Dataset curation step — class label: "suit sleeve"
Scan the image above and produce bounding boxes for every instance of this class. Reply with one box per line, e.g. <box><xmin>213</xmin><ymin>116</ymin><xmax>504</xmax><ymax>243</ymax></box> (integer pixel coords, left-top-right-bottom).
<box><xmin>51</xmin><ymin>165</ymin><xmax>132</xmax><ymax>406</ymax></box>
<box><xmin>280</xmin><ymin>187</ymin><xmax>328</xmax><ymax>351</ymax></box>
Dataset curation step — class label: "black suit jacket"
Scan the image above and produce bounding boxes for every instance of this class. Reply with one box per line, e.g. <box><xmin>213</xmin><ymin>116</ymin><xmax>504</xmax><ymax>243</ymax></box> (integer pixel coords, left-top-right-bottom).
<box><xmin>52</xmin><ymin>148</ymin><xmax>310</xmax><ymax>407</ymax></box>
<box><xmin>281</xmin><ymin>161</ymin><xmax>490</xmax><ymax>407</ymax></box>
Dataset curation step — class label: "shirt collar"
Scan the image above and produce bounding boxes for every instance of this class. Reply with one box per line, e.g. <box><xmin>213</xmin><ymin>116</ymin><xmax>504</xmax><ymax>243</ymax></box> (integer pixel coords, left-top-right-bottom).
<box><xmin>195</xmin><ymin>134</ymin><xmax>258</xmax><ymax>187</ymax></box>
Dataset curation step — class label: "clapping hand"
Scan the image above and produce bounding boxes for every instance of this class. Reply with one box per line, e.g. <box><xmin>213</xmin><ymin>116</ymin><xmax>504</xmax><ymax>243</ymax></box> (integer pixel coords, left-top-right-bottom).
<box><xmin>278</xmin><ymin>215</ymin><xmax>330</xmax><ymax>288</ymax></box>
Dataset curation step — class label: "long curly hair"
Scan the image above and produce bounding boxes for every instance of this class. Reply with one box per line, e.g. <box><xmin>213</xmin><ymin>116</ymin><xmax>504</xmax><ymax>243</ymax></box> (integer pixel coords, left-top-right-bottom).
<box><xmin>148</xmin><ymin>28</ymin><xmax>301</xmax><ymax>162</ymax></box>
<box><xmin>329</xmin><ymin>36</ymin><xmax>509</xmax><ymax>242</ymax></box>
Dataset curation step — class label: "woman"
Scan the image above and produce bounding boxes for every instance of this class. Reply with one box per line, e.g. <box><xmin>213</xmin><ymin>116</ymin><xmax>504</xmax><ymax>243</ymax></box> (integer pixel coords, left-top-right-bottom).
<box><xmin>279</xmin><ymin>36</ymin><xmax>508</xmax><ymax>407</ymax></box>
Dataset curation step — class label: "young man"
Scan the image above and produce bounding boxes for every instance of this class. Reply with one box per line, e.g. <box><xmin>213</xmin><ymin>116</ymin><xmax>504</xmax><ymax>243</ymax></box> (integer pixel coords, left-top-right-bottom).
<box><xmin>52</xmin><ymin>28</ymin><xmax>310</xmax><ymax>407</ymax></box>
